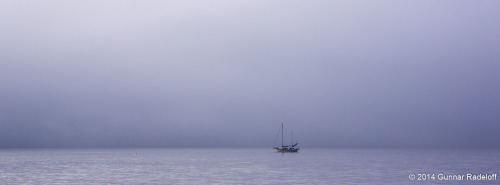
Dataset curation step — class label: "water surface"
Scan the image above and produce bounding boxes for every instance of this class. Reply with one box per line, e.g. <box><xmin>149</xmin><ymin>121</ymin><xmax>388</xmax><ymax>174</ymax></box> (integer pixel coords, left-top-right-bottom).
<box><xmin>1</xmin><ymin>148</ymin><xmax>499</xmax><ymax>184</ymax></box>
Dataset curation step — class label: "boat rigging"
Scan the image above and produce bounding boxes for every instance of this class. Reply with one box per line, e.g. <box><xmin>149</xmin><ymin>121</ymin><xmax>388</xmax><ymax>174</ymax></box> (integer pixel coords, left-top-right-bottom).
<box><xmin>273</xmin><ymin>123</ymin><xmax>299</xmax><ymax>152</ymax></box>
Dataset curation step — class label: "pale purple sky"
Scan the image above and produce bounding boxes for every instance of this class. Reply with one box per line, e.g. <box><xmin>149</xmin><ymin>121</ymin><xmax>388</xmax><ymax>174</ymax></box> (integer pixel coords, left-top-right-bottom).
<box><xmin>1</xmin><ymin>0</ymin><xmax>499</xmax><ymax>148</ymax></box>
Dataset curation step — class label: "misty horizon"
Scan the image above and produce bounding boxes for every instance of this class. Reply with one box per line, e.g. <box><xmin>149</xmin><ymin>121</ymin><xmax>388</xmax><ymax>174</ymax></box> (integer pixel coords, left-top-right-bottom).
<box><xmin>1</xmin><ymin>0</ymin><xmax>499</xmax><ymax>149</ymax></box>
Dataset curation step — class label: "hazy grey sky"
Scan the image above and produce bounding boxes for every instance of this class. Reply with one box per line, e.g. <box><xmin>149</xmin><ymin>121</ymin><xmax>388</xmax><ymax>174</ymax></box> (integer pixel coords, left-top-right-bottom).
<box><xmin>1</xmin><ymin>0</ymin><xmax>499</xmax><ymax>148</ymax></box>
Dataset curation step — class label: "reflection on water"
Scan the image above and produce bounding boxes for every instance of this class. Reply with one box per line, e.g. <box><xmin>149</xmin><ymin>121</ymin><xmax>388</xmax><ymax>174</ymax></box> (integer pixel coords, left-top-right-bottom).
<box><xmin>0</xmin><ymin>148</ymin><xmax>499</xmax><ymax>184</ymax></box>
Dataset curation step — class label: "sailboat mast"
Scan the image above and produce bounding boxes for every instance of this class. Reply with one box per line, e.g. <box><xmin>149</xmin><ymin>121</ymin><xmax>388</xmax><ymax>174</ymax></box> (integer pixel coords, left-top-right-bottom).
<box><xmin>281</xmin><ymin>123</ymin><xmax>283</xmax><ymax>147</ymax></box>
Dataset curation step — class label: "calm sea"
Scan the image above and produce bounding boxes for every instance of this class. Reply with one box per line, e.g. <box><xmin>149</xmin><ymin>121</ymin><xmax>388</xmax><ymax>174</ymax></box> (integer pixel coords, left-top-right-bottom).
<box><xmin>0</xmin><ymin>148</ymin><xmax>499</xmax><ymax>184</ymax></box>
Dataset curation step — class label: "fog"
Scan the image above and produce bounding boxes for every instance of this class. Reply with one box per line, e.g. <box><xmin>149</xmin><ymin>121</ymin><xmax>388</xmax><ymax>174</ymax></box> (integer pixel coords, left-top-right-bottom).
<box><xmin>1</xmin><ymin>0</ymin><xmax>499</xmax><ymax>148</ymax></box>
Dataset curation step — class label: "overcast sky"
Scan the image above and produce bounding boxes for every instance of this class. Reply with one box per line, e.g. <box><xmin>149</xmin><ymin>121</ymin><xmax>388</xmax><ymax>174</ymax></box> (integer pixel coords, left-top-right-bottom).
<box><xmin>1</xmin><ymin>0</ymin><xmax>499</xmax><ymax>148</ymax></box>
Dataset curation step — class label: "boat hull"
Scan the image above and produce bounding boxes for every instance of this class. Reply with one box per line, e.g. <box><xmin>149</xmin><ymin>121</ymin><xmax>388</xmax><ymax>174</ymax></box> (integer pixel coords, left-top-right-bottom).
<box><xmin>276</xmin><ymin>148</ymin><xmax>299</xmax><ymax>152</ymax></box>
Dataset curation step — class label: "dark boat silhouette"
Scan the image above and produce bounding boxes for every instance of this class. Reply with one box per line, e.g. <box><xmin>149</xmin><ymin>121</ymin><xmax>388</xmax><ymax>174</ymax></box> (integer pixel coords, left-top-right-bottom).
<box><xmin>273</xmin><ymin>123</ymin><xmax>299</xmax><ymax>152</ymax></box>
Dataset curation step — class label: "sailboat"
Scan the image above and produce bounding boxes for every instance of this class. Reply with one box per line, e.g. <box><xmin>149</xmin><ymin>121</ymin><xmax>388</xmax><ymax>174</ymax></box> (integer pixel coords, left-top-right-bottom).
<box><xmin>273</xmin><ymin>123</ymin><xmax>299</xmax><ymax>152</ymax></box>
